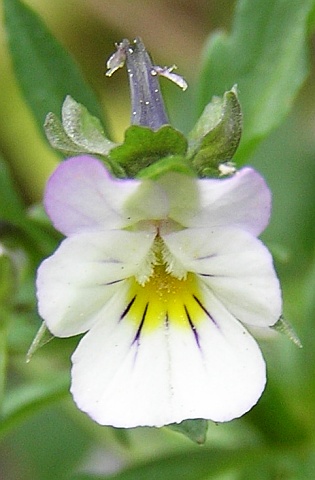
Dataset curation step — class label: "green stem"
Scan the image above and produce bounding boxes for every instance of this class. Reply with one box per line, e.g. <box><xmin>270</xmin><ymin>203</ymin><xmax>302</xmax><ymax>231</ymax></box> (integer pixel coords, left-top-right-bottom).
<box><xmin>0</xmin><ymin>316</ymin><xmax>8</xmax><ymax>413</ymax></box>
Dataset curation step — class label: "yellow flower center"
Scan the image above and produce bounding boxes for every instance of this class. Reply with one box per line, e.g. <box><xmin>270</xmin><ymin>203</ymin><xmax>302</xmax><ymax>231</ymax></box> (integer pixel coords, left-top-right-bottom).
<box><xmin>121</xmin><ymin>263</ymin><xmax>209</xmax><ymax>339</ymax></box>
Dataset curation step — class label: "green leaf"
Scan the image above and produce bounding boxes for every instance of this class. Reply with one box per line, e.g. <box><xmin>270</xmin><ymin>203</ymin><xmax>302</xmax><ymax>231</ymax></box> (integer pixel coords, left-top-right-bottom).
<box><xmin>0</xmin><ymin>156</ymin><xmax>58</xmax><ymax>261</ymax></box>
<box><xmin>0</xmin><ymin>375</ymin><xmax>69</xmax><ymax>438</ymax></box>
<box><xmin>0</xmin><ymin>250</ymin><xmax>16</xmax><ymax>306</ymax></box>
<box><xmin>109</xmin><ymin>125</ymin><xmax>188</xmax><ymax>177</ymax></box>
<box><xmin>198</xmin><ymin>0</ymin><xmax>313</xmax><ymax>161</ymax></box>
<box><xmin>4</xmin><ymin>0</ymin><xmax>105</xmax><ymax>131</ymax></box>
<box><xmin>167</xmin><ymin>418</ymin><xmax>208</xmax><ymax>444</ymax></box>
<box><xmin>70</xmin><ymin>447</ymin><xmax>282</xmax><ymax>480</ymax></box>
<box><xmin>0</xmin><ymin>156</ymin><xmax>25</xmax><ymax>224</ymax></box>
<box><xmin>188</xmin><ymin>87</ymin><xmax>242</xmax><ymax>176</ymax></box>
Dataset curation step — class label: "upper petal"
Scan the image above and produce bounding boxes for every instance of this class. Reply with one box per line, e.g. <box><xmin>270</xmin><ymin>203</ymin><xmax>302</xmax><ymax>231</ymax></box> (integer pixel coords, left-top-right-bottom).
<box><xmin>44</xmin><ymin>156</ymin><xmax>138</xmax><ymax>235</ymax></box>
<box><xmin>163</xmin><ymin>226</ymin><xmax>282</xmax><ymax>328</ymax></box>
<box><xmin>44</xmin><ymin>156</ymin><xmax>168</xmax><ymax>236</ymax></box>
<box><xmin>36</xmin><ymin>230</ymin><xmax>155</xmax><ymax>337</ymax></box>
<box><xmin>166</xmin><ymin>168</ymin><xmax>271</xmax><ymax>236</ymax></box>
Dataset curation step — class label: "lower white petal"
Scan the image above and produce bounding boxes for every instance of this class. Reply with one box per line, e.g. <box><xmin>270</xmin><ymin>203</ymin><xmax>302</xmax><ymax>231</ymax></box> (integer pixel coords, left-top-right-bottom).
<box><xmin>70</xmin><ymin>274</ymin><xmax>266</xmax><ymax>427</ymax></box>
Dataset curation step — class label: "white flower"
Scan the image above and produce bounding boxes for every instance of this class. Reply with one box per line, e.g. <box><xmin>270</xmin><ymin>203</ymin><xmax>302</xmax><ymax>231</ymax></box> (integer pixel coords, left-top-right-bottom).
<box><xmin>36</xmin><ymin>155</ymin><xmax>282</xmax><ymax>428</ymax></box>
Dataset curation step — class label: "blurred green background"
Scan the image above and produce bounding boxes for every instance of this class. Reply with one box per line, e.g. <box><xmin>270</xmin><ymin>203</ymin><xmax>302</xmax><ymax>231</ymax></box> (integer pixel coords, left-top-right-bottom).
<box><xmin>0</xmin><ymin>0</ymin><xmax>315</xmax><ymax>479</ymax></box>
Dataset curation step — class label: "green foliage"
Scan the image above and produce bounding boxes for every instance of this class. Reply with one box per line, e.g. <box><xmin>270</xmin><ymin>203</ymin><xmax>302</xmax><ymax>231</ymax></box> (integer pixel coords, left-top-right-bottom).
<box><xmin>1</xmin><ymin>0</ymin><xmax>315</xmax><ymax>477</ymax></box>
<box><xmin>70</xmin><ymin>446</ymin><xmax>315</xmax><ymax>480</ymax></box>
<box><xmin>0</xmin><ymin>158</ymin><xmax>25</xmax><ymax>223</ymax></box>
<box><xmin>0</xmin><ymin>156</ymin><xmax>59</xmax><ymax>262</ymax></box>
<box><xmin>0</xmin><ymin>375</ymin><xmax>69</xmax><ymax>439</ymax></box>
<box><xmin>198</xmin><ymin>0</ymin><xmax>314</xmax><ymax>161</ymax></box>
<box><xmin>4</xmin><ymin>0</ymin><xmax>105</xmax><ymax>131</ymax></box>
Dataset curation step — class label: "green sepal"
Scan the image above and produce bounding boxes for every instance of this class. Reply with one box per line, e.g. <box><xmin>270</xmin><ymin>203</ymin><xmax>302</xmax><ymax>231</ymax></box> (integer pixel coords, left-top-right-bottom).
<box><xmin>167</xmin><ymin>418</ymin><xmax>208</xmax><ymax>444</ymax></box>
<box><xmin>136</xmin><ymin>155</ymin><xmax>195</xmax><ymax>180</ymax></box>
<box><xmin>109</xmin><ymin>125</ymin><xmax>188</xmax><ymax>177</ymax></box>
<box><xmin>26</xmin><ymin>322</ymin><xmax>54</xmax><ymax>363</ymax></box>
<box><xmin>271</xmin><ymin>316</ymin><xmax>302</xmax><ymax>348</ymax></box>
<box><xmin>44</xmin><ymin>96</ymin><xmax>126</xmax><ymax>177</ymax></box>
<box><xmin>44</xmin><ymin>96</ymin><xmax>116</xmax><ymax>156</ymax></box>
<box><xmin>44</xmin><ymin>113</ymin><xmax>84</xmax><ymax>155</ymax></box>
<box><xmin>188</xmin><ymin>86</ymin><xmax>242</xmax><ymax>177</ymax></box>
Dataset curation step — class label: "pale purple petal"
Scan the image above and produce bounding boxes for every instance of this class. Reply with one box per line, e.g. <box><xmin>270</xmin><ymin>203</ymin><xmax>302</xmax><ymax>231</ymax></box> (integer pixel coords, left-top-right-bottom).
<box><xmin>45</xmin><ymin>156</ymin><xmax>170</xmax><ymax>236</ymax></box>
<box><xmin>36</xmin><ymin>230</ymin><xmax>155</xmax><ymax>337</ymax></box>
<box><xmin>163</xmin><ymin>226</ymin><xmax>282</xmax><ymax>327</ymax></box>
<box><xmin>165</xmin><ymin>168</ymin><xmax>271</xmax><ymax>236</ymax></box>
<box><xmin>45</xmin><ymin>156</ymin><xmax>140</xmax><ymax>235</ymax></box>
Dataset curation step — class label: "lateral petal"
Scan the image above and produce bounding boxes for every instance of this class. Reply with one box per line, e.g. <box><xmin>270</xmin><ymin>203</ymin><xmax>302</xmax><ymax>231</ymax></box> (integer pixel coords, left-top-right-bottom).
<box><xmin>44</xmin><ymin>156</ymin><xmax>167</xmax><ymax>235</ymax></box>
<box><xmin>165</xmin><ymin>168</ymin><xmax>271</xmax><ymax>236</ymax></box>
<box><xmin>163</xmin><ymin>226</ymin><xmax>282</xmax><ymax>327</ymax></box>
<box><xmin>36</xmin><ymin>230</ymin><xmax>155</xmax><ymax>336</ymax></box>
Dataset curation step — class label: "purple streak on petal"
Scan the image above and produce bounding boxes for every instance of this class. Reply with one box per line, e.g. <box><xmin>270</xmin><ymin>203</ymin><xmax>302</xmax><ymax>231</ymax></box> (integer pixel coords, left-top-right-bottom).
<box><xmin>132</xmin><ymin>303</ymin><xmax>149</xmax><ymax>345</ymax></box>
<box><xmin>101</xmin><ymin>279</ymin><xmax>124</xmax><ymax>286</ymax></box>
<box><xmin>193</xmin><ymin>295</ymin><xmax>220</xmax><ymax>329</ymax></box>
<box><xmin>196</xmin><ymin>253</ymin><xmax>217</xmax><ymax>261</ymax></box>
<box><xmin>44</xmin><ymin>156</ymin><xmax>140</xmax><ymax>236</ymax></box>
<box><xmin>184</xmin><ymin>305</ymin><xmax>201</xmax><ymax>348</ymax></box>
<box><xmin>119</xmin><ymin>296</ymin><xmax>136</xmax><ymax>321</ymax></box>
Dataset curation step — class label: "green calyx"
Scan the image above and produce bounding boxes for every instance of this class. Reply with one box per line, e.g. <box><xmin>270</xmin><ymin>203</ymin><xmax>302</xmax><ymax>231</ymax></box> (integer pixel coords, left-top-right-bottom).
<box><xmin>108</xmin><ymin>125</ymin><xmax>188</xmax><ymax>178</ymax></box>
<box><xmin>188</xmin><ymin>86</ymin><xmax>242</xmax><ymax>177</ymax></box>
<box><xmin>44</xmin><ymin>86</ymin><xmax>242</xmax><ymax>180</ymax></box>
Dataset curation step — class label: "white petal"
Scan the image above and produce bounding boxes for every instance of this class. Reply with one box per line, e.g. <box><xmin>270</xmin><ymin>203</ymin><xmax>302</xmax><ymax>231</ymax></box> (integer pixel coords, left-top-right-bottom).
<box><xmin>70</xmin><ymin>280</ymin><xmax>266</xmax><ymax>427</ymax></box>
<box><xmin>71</xmin><ymin>286</ymin><xmax>172</xmax><ymax>427</ymax></box>
<box><xmin>165</xmin><ymin>288</ymin><xmax>266</xmax><ymax>423</ymax></box>
<box><xmin>164</xmin><ymin>168</ymin><xmax>271</xmax><ymax>236</ymax></box>
<box><xmin>36</xmin><ymin>230</ymin><xmax>155</xmax><ymax>336</ymax></box>
<box><xmin>163</xmin><ymin>227</ymin><xmax>282</xmax><ymax>327</ymax></box>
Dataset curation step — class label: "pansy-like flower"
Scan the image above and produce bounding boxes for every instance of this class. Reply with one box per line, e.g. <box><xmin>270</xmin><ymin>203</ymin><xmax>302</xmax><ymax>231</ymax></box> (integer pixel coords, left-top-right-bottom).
<box><xmin>37</xmin><ymin>156</ymin><xmax>281</xmax><ymax>427</ymax></box>
<box><xmin>36</xmin><ymin>38</ymin><xmax>282</xmax><ymax>428</ymax></box>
